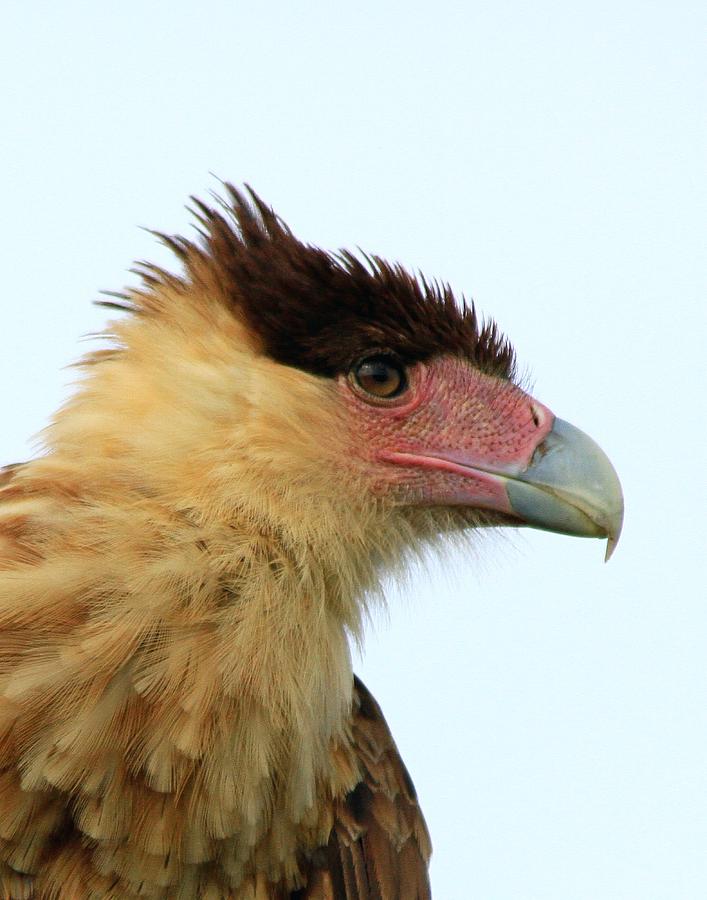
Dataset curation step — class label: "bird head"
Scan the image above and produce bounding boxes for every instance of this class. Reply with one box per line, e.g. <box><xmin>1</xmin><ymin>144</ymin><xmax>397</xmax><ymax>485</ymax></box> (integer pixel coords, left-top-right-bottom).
<box><xmin>62</xmin><ymin>185</ymin><xmax>622</xmax><ymax>591</ymax></box>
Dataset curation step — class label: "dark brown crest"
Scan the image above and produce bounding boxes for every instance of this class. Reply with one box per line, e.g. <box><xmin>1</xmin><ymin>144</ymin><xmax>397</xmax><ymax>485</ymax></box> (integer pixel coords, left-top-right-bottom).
<box><xmin>126</xmin><ymin>185</ymin><xmax>516</xmax><ymax>380</ymax></box>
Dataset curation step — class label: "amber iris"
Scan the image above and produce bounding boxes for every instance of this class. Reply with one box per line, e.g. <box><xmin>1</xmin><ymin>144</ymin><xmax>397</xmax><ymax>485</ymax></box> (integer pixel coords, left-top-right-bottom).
<box><xmin>353</xmin><ymin>356</ymin><xmax>407</xmax><ymax>399</ymax></box>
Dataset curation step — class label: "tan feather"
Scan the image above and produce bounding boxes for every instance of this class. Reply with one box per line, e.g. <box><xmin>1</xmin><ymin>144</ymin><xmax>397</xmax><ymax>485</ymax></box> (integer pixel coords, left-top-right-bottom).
<box><xmin>0</xmin><ymin>192</ymin><xmax>450</xmax><ymax>898</ymax></box>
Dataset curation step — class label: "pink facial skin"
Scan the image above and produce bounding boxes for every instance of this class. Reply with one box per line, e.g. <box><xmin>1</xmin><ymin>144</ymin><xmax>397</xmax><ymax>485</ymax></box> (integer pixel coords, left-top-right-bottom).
<box><xmin>338</xmin><ymin>355</ymin><xmax>554</xmax><ymax>512</ymax></box>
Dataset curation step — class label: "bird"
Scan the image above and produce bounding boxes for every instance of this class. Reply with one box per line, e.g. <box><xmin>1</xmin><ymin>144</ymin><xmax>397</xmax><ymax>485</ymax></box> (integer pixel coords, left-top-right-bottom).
<box><xmin>0</xmin><ymin>185</ymin><xmax>623</xmax><ymax>899</ymax></box>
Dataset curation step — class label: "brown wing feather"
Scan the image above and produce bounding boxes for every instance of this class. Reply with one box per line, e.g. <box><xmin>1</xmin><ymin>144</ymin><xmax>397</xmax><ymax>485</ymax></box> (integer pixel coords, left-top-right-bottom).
<box><xmin>298</xmin><ymin>677</ymin><xmax>432</xmax><ymax>899</ymax></box>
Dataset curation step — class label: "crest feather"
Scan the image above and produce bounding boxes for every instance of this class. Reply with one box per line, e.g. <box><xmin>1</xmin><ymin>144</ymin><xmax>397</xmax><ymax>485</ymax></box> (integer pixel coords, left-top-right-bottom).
<box><xmin>118</xmin><ymin>184</ymin><xmax>516</xmax><ymax>379</ymax></box>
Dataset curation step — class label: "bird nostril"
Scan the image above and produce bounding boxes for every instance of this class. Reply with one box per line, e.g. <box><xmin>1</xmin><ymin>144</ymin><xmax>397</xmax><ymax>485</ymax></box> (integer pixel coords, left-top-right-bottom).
<box><xmin>531</xmin><ymin>404</ymin><xmax>541</xmax><ymax>428</ymax></box>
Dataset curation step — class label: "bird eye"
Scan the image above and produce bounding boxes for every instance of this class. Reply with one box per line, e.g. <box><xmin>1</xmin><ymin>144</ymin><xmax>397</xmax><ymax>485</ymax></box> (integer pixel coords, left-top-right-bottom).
<box><xmin>352</xmin><ymin>355</ymin><xmax>408</xmax><ymax>399</ymax></box>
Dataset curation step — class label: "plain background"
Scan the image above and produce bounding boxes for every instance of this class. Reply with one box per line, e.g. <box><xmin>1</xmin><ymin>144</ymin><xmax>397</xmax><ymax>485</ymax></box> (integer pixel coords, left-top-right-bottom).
<box><xmin>1</xmin><ymin>2</ymin><xmax>705</xmax><ymax>898</ymax></box>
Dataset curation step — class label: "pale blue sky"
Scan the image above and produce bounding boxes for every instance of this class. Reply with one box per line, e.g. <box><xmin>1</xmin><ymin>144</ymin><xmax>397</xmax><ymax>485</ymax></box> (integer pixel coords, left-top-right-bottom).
<box><xmin>1</xmin><ymin>2</ymin><xmax>705</xmax><ymax>897</ymax></box>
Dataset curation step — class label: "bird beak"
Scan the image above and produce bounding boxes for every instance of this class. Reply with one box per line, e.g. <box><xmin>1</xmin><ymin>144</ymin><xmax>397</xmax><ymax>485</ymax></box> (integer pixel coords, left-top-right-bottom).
<box><xmin>503</xmin><ymin>417</ymin><xmax>624</xmax><ymax>560</ymax></box>
<box><xmin>381</xmin><ymin>414</ymin><xmax>623</xmax><ymax>560</ymax></box>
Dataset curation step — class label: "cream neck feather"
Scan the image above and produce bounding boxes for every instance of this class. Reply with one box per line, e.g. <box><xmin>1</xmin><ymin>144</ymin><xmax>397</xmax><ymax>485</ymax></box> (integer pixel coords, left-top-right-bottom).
<box><xmin>1</xmin><ymin>304</ymin><xmax>393</xmax><ymax>849</ymax></box>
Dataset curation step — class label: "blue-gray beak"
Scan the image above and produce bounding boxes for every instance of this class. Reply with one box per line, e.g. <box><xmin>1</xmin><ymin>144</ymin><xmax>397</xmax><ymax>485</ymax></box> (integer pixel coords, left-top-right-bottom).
<box><xmin>506</xmin><ymin>418</ymin><xmax>624</xmax><ymax>560</ymax></box>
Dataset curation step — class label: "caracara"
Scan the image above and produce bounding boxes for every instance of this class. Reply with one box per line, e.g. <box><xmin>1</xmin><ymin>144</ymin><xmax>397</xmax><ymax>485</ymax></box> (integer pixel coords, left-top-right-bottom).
<box><xmin>0</xmin><ymin>186</ymin><xmax>622</xmax><ymax>899</ymax></box>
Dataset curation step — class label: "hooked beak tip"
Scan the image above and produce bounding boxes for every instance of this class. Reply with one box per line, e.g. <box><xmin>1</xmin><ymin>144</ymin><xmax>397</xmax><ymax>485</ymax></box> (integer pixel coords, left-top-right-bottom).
<box><xmin>603</xmin><ymin>509</ymin><xmax>623</xmax><ymax>562</ymax></box>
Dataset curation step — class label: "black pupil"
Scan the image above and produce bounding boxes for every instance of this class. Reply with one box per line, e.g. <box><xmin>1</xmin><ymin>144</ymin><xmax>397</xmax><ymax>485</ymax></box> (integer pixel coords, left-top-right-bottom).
<box><xmin>368</xmin><ymin>362</ymin><xmax>391</xmax><ymax>383</ymax></box>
